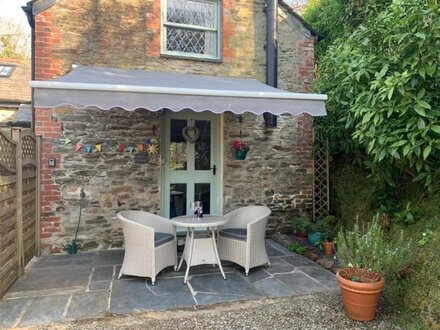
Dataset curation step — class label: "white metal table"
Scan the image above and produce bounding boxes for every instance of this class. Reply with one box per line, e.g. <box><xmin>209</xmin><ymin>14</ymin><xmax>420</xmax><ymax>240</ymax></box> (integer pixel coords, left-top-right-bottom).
<box><xmin>171</xmin><ymin>215</ymin><xmax>229</xmax><ymax>284</ymax></box>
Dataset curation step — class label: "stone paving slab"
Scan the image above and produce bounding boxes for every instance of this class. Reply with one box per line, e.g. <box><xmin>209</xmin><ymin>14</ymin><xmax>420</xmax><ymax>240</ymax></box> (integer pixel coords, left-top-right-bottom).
<box><xmin>5</xmin><ymin>264</ymin><xmax>93</xmax><ymax>298</ymax></box>
<box><xmin>297</xmin><ymin>265</ymin><xmax>339</xmax><ymax>289</ymax></box>
<box><xmin>0</xmin><ymin>298</ymin><xmax>30</xmax><ymax>328</ymax></box>
<box><xmin>27</xmin><ymin>252</ymin><xmax>95</xmax><ymax>269</ymax></box>
<box><xmin>276</xmin><ymin>272</ymin><xmax>329</xmax><ymax>295</ymax></box>
<box><xmin>189</xmin><ymin>272</ymin><xmax>264</xmax><ymax>305</ymax></box>
<box><xmin>66</xmin><ymin>291</ymin><xmax>109</xmax><ymax>320</ymax></box>
<box><xmin>18</xmin><ymin>294</ymin><xmax>70</xmax><ymax>327</ymax></box>
<box><xmin>0</xmin><ymin>240</ymin><xmax>339</xmax><ymax>329</ymax></box>
<box><xmin>89</xmin><ymin>280</ymin><xmax>111</xmax><ymax>292</ymax></box>
<box><xmin>91</xmin><ymin>265</ymin><xmax>114</xmax><ymax>282</ymax></box>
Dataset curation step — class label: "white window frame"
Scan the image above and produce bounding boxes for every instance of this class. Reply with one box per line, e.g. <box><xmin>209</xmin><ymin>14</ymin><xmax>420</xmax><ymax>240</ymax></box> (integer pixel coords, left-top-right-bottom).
<box><xmin>161</xmin><ymin>0</ymin><xmax>221</xmax><ymax>61</ymax></box>
<box><xmin>0</xmin><ymin>65</ymin><xmax>15</xmax><ymax>77</ymax></box>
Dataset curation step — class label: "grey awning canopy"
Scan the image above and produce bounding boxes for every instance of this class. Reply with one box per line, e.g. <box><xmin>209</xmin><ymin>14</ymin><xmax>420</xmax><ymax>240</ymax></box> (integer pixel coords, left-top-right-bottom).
<box><xmin>30</xmin><ymin>65</ymin><xmax>327</xmax><ymax>116</ymax></box>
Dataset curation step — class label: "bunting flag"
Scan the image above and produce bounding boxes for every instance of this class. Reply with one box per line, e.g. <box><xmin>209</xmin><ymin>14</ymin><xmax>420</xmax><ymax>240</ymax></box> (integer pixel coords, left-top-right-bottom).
<box><xmin>84</xmin><ymin>145</ymin><xmax>93</xmax><ymax>153</ymax></box>
<box><xmin>72</xmin><ymin>139</ymin><xmax>160</xmax><ymax>154</ymax></box>
<box><xmin>117</xmin><ymin>143</ymin><xmax>126</xmax><ymax>152</ymax></box>
<box><xmin>126</xmin><ymin>146</ymin><xmax>137</xmax><ymax>153</ymax></box>
<box><xmin>148</xmin><ymin>144</ymin><xmax>159</xmax><ymax>155</ymax></box>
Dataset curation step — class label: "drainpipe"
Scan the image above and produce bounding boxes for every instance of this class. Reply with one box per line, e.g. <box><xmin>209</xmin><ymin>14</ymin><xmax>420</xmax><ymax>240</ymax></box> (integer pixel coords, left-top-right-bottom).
<box><xmin>264</xmin><ymin>0</ymin><xmax>277</xmax><ymax>128</ymax></box>
<box><xmin>22</xmin><ymin>1</ymin><xmax>35</xmax><ymax>130</ymax></box>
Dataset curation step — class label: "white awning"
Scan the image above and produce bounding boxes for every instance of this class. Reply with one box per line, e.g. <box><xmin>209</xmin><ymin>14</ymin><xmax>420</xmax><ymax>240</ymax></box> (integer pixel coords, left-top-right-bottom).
<box><xmin>30</xmin><ymin>65</ymin><xmax>327</xmax><ymax>116</ymax></box>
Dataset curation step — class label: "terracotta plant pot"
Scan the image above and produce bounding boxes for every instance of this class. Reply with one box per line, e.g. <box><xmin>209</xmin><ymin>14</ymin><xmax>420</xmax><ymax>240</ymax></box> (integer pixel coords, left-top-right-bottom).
<box><xmin>336</xmin><ymin>268</ymin><xmax>385</xmax><ymax>321</ymax></box>
<box><xmin>322</xmin><ymin>241</ymin><xmax>334</xmax><ymax>255</ymax></box>
<box><xmin>295</xmin><ymin>230</ymin><xmax>307</xmax><ymax>241</ymax></box>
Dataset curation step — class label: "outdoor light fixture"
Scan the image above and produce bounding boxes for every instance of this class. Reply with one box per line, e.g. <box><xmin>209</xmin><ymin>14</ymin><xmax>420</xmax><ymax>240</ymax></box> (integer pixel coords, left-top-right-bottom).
<box><xmin>263</xmin><ymin>113</ymin><xmax>277</xmax><ymax>128</ymax></box>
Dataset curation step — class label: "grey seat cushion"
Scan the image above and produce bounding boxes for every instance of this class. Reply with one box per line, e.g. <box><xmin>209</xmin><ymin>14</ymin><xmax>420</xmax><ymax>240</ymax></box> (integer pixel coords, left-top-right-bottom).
<box><xmin>219</xmin><ymin>228</ymin><xmax>247</xmax><ymax>240</ymax></box>
<box><xmin>155</xmin><ymin>232</ymin><xmax>174</xmax><ymax>247</ymax></box>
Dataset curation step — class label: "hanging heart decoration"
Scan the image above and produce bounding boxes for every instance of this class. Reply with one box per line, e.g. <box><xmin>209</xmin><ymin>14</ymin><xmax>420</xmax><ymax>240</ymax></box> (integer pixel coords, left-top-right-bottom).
<box><xmin>182</xmin><ymin>126</ymin><xmax>200</xmax><ymax>144</ymax></box>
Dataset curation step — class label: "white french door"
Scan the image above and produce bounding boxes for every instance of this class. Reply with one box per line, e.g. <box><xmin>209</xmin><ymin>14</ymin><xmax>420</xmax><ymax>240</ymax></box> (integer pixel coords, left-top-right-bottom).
<box><xmin>161</xmin><ymin>110</ymin><xmax>221</xmax><ymax>219</ymax></box>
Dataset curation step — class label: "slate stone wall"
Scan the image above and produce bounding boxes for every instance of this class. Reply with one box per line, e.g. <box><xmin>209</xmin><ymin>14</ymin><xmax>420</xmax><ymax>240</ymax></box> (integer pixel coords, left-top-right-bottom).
<box><xmin>34</xmin><ymin>0</ymin><xmax>316</xmax><ymax>252</ymax></box>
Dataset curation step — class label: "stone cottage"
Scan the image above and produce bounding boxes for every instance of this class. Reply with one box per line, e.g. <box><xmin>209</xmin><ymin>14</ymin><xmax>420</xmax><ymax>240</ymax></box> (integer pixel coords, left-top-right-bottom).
<box><xmin>25</xmin><ymin>0</ymin><xmax>326</xmax><ymax>252</ymax></box>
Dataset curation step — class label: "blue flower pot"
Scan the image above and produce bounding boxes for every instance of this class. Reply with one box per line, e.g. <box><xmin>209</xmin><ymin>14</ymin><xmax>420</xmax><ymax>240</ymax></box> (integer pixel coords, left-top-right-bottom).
<box><xmin>307</xmin><ymin>232</ymin><xmax>323</xmax><ymax>246</ymax></box>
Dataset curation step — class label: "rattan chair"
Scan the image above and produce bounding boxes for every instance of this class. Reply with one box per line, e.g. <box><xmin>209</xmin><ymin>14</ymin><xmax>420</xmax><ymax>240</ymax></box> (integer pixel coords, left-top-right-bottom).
<box><xmin>217</xmin><ymin>206</ymin><xmax>272</xmax><ymax>276</ymax></box>
<box><xmin>117</xmin><ymin>210</ymin><xmax>177</xmax><ymax>285</ymax></box>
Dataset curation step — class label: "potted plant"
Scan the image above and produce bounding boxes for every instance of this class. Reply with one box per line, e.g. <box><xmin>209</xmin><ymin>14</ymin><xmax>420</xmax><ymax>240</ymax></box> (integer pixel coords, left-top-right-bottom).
<box><xmin>307</xmin><ymin>221</ymin><xmax>323</xmax><ymax>246</ymax></box>
<box><xmin>335</xmin><ymin>216</ymin><xmax>410</xmax><ymax>321</ymax></box>
<box><xmin>290</xmin><ymin>215</ymin><xmax>310</xmax><ymax>240</ymax></box>
<box><xmin>232</xmin><ymin>140</ymin><xmax>249</xmax><ymax>160</ymax></box>
<box><xmin>320</xmin><ymin>216</ymin><xmax>338</xmax><ymax>255</ymax></box>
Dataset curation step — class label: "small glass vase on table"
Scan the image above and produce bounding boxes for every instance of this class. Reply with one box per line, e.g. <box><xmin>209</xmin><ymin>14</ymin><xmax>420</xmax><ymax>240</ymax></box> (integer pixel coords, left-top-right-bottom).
<box><xmin>191</xmin><ymin>201</ymin><xmax>203</xmax><ymax>219</ymax></box>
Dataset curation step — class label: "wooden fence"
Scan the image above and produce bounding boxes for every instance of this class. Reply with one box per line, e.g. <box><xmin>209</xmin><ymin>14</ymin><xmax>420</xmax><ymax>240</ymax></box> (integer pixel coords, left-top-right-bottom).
<box><xmin>0</xmin><ymin>128</ymin><xmax>40</xmax><ymax>298</ymax></box>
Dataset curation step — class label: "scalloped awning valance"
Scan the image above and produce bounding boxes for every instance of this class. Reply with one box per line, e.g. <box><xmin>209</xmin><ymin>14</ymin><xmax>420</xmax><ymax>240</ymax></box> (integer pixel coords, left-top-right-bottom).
<box><xmin>31</xmin><ymin>65</ymin><xmax>327</xmax><ymax>116</ymax></box>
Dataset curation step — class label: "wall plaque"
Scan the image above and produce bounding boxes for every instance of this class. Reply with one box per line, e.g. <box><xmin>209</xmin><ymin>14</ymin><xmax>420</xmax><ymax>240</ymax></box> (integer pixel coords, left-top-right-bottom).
<box><xmin>134</xmin><ymin>152</ymin><xmax>148</xmax><ymax>164</ymax></box>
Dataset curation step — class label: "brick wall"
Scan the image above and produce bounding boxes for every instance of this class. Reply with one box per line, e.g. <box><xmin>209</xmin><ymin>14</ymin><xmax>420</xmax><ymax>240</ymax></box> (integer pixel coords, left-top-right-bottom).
<box><xmin>33</xmin><ymin>0</ymin><xmax>317</xmax><ymax>252</ymax></box>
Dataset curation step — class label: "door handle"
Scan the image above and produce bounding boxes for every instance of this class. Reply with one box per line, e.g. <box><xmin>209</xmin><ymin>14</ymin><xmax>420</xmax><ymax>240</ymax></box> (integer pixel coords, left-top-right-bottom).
<box><xmin>211</xmin><ymin>165</ymin><xmax>216</xmax><ymax>175</ymax></box>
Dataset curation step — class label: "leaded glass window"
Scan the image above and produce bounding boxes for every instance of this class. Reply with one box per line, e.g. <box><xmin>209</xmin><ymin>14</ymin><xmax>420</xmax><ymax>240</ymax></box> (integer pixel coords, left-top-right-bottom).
<box><xmin>161</xmin><ymin>0</ymin><xmax>221</xmax><ymax>60</ymax></box>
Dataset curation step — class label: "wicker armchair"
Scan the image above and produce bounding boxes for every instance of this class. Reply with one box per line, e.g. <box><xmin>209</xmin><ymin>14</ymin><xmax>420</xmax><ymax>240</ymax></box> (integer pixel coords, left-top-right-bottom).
<box><xmin>217</xmin><ymin>206</ymin><xmax>272</xmax><ymax>276</ymax></box>
<box><xmin>117</xmin><ymin>210</ymin><xmax>177</xmax><ymax>285</ymax></box>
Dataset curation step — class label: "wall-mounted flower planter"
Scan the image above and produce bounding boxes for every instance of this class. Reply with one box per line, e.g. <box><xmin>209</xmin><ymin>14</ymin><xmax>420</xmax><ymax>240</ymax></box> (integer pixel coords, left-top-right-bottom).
<box><xmin>235</xmin><ymin>150</ymin><xmax>248</xmax><ymax>160</ymax></box>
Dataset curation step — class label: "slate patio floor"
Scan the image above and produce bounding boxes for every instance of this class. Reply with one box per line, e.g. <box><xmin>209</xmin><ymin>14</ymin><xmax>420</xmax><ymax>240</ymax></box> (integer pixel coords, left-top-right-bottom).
<box><xmin>0</xmin><ymin>240</ymin><xmax>339</xmax><ymax>329</ymax></box>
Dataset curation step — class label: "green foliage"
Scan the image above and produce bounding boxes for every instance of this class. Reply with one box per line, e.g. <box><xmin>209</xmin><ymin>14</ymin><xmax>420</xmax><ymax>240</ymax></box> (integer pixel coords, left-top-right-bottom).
<box><xmin>303</xmin><ymin>0</ymin><xmax>392</xmax><ymax>60</ymax></box>
<box><xmin>400</xmin><ymin>191</ymin><xmax>440</xmax><ymax>329</ymax></box>
<box><xmin>309</xmin><ymin>217</ymin><xmax>338</xmax><ymax>241</ymax></box>
<box><xmin>287</xmin><ymin>242</ymin><xmax>307</xmax><ymax>255</ymax></box>
<box><xmin>330</xmin><ymin>159</ymin><xmax>377</xmax><ymax>227</ymax></box>
<box><xmin>290</xmin><ymin>215</ymin><xmax>311</xmax><ymax>234</ymax></box>
<box><xmin>335</xmin><ymin>215</ymin><xmax>412</xmax><ymax>277</ymax></box>
<box><xmin>332</xmin><ymin>162</ymin><xmax>440</xmax><ymax>328</ymax></box>
<box><xmin>316</xmin><ymin>0</ymin><xmax>440</xmax><ymax>188</ymax></box>
<box><xmin>0</xmin><ymin>17</ymin><xmax>30</xmax><ymax>60</ymax></box>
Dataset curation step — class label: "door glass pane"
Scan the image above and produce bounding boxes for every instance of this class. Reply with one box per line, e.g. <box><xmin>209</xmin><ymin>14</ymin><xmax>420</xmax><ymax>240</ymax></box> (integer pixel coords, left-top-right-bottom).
<box><xmin>170</xmin><ymin>183</ymin><xmax>186</xmax><ymax>218</ymax></box>
<box><xmin>195</xmin><ymin>120</ymin><xmax>211</xmax><ymax>170</ymax></box>
<box><xmin>194</xmin><ymin>183</ymin><xmax>210</xmax><ymax>214</ymax></box>
<box><xmin>170</xmin><ymin>119</ymin><xmax>187</xmax><ymax>170</ymax></box>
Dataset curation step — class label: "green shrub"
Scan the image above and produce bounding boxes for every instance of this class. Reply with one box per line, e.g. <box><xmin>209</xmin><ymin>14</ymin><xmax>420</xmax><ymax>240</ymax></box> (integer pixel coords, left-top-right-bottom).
<box><xmin>335</xmin><ymin>216</ymin><xmax>412</xmax><ymax>278</ymax></box>
<box><xmin>290</xmin><ymin>216</ymin><xmax>311</xmax><ymax>234</ymax></box>
<box><xmin>287</xmin><ymin>242</ymin><xmax>307</xmax><ymax>255</ymax></box>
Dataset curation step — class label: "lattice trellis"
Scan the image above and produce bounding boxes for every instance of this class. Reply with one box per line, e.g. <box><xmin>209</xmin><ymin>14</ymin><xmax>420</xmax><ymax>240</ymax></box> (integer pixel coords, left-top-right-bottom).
<box><xmin>22</xmin><ymin>134</ymin><xmax>37</xmax><ymax>160</ymax></box>
<box><xmin>0</xmin><ymin>130</ymin><xmax>17</xmax><ymax>172</ymax></box>
<box><xmin>313</xmin><ymin>141</ymin><xmax>329</xmax><ymax>220</ymax></box>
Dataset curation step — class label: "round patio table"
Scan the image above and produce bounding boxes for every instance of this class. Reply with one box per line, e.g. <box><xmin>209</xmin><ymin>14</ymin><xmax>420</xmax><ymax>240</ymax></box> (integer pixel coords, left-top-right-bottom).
<box><xmin>171</xmin><ymin>215</ymin><xmax>229</xmax><ymax>284</ymax></box>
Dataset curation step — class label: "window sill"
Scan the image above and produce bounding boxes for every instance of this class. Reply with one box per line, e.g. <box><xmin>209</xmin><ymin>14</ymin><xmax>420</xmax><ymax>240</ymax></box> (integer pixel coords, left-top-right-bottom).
<box><xmin>161</xmin><ymin>53</ymin><xmax>223</xmax><ymax>64</ymax></box>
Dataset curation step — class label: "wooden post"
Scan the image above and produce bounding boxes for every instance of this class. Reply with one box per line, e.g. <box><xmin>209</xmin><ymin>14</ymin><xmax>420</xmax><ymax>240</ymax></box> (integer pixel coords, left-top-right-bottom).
<box><xmin>12</xmin><ymin>128</ymin><xmax>24</xmax><ymax>276</ymax></box>
<box><xmin>36</xmin><ymin>136</ymin><xmax>42</xmax><ymax>256</ymax></box>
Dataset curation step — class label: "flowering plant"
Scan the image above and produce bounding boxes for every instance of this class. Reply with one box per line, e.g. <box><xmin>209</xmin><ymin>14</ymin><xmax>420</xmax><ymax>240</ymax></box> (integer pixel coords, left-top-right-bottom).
<box><xmin>232</xmin><ymin>140</ymin><xmax>249</xmax><ymax>152</ymax></box>
<box><xmin>335</xmin><ymin>215</ymin><xmax>411</xmax><ymax>278</ymax></box>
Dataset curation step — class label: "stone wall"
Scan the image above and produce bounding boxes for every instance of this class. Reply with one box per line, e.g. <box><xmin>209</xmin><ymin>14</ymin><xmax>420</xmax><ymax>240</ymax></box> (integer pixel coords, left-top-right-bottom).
<box><xmin>34</xmin><ymin>0</ymin><xmax>316</xmax><ymax>252</ymax></box>
<box><xmin>223</xmin><ymin>112</ymin><xmax>314</xmax><ymax>235</ymax></box>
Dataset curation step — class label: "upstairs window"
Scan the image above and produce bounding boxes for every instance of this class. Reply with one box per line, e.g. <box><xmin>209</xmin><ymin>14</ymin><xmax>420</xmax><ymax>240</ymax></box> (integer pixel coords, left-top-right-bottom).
<box><xmin>161</xmin><ymin>0</ymin><xmax>221</xmax><ymax>61</ymax></box>
<box><xmin>0</xmin><ymin>65</ymin><xmax>15</xmax><ymax>77</ymax></box>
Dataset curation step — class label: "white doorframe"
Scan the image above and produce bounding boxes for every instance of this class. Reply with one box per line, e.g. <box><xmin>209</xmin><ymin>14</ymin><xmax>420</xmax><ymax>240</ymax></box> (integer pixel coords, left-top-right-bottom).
<box><xmin>160</xmin><ymin>110</ymin><xmax>222</xmax><ymax>218</ymax></box>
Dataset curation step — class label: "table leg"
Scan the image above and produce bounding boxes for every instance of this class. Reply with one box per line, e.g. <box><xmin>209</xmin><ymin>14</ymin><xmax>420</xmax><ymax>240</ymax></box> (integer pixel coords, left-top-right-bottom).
<box><xmin>211</xmin><ymin>228</ymin><xmax>226</xmax><ymax>280</ymax></box>
<box><xmin>184</xmin><ymin>228</ymin><xmax>195</xmax><ymax>284</ymax></box>
<box><xmin>177</xmin><ymin>228</ymin><xmax>190</xmax><ymax>272</ymax></box>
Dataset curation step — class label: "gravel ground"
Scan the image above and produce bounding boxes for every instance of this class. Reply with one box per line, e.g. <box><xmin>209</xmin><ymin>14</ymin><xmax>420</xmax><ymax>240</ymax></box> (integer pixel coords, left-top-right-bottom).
<box><xmin>18</xmin><ymin>292</ymin><xmax>400</xmax><ymax>330</ymax></box>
